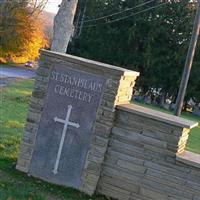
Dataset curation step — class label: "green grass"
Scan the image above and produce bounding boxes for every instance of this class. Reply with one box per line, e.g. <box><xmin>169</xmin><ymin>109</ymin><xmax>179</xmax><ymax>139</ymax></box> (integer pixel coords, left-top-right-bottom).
<box><xmin>0</xmin><ymin>80</ymin><xmax>107</xmax><ymax>200</ymax></box>
<box><xmin>133</xmin><ymin>101</ymin><xmax>200</xmax><ymax>154</ymax></box>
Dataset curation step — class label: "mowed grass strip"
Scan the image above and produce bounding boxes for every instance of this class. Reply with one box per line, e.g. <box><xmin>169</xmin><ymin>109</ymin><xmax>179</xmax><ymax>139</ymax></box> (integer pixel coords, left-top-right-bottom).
<box><xmin>0</xmin><ymin>79</ymin><xmax>107</xmax><ymax>200</ymax></box>
<box><xmin>133</xmin><ymin>101</ymin><xmax>200</xmax><ymax>154</ymax></box>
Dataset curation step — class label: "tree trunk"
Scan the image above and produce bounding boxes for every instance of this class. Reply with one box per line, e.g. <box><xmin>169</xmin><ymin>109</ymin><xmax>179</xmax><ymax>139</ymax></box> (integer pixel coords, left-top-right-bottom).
<box><xmin>51</xmin><ymin>0</ymin><xmax>78</xmax><ymax>53</ymax></box>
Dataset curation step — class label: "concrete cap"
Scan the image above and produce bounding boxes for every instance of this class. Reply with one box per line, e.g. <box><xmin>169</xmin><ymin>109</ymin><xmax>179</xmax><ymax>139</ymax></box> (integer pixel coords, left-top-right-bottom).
<box><xmin>177</xmin><ymin>151</ymin><xmax>200</xmax><ymax>169</ymax></box>
<box><xmin>117</xmin><ymin>104</ymin><xmax>198</xmax><ymax>129</ymax></box>
<box><xmin>40</xmin><ymin>49</ymin><xmax>140</xmax><ymax>77</ymax></box>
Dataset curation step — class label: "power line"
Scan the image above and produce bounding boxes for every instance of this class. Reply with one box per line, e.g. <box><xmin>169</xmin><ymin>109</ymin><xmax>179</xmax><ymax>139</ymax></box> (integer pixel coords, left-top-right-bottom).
<box><xmin>83</xmin><ymin>5</ymin><xmax>125</xmax><ymax>20</ymax></box>
<box><xmin>78</xmin><ymin>0</ymin><xmax>155</xmax><ymax>24</ymax></box>
<box><xmin>81</xmin><ymin>1</ymin><xmax>170</xmax><ymax>28</ymax></box>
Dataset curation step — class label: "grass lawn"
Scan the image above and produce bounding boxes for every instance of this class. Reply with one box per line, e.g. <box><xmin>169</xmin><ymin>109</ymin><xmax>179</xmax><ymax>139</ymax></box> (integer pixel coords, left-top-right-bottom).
<box><xmin>0</xmin><ymin>79</ymin><xmax>107</xmax><ymax>200</ymax></box>
<box><xmin>133</xmin><ymin>101</ymin><xmax>200</xmax><ymax>154</ymax></box>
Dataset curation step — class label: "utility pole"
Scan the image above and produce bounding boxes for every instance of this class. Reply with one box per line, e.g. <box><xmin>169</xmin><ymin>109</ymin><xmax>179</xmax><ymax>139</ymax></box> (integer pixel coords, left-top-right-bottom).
<box><xmin>175</xmin><ymin>1</ymin><xmax>200</xmax><ymax>116</ymax></box>
<box><xmin>51</xmin><ymin>0</ymin><xmax>78</xmax><ymax>53</ymax></box>
<box><xmin>73</xmin><ymin>0</ymin><xmax>87</xmax><ymax>38</ymax></box>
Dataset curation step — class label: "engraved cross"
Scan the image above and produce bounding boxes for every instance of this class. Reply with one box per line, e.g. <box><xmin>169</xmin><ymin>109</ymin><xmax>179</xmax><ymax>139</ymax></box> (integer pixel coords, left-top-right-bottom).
<box><xmin>53</xmin><ymin>105</ymin><xmax>80</xmax><ymax>175</ymax></box>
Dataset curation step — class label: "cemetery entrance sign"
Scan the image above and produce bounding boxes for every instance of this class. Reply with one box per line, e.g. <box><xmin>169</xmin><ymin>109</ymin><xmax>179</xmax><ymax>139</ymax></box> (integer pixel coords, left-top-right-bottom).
<box><xmin>17</xmin><ymin>50</ymin><xmax>199</xmax><ymax>200</ymax></box>
<box><xmin>29</xmin><ymin>66</ymin><xmax>106</xmax><ymax>188</ymax></box>
<box><xmin>16</xmin><ymin>49</ymin><xmax>139</xmax><ymax>194</ymax></box>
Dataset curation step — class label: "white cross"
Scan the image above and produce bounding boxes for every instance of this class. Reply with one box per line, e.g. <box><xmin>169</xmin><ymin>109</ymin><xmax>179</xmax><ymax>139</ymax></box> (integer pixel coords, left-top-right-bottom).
<box><xmin>53</xmin><ymin>104</ymin><xmax>80</xmax><ymax>175</ymax></box>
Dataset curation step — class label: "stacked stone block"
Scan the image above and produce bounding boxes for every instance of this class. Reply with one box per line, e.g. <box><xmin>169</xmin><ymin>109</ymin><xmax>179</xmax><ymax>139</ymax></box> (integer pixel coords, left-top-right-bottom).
<box><xmin>16</xmin><ymin>62</ymin><xmax>51</xmax><ymax>173</ymax></box>
<box><xmin>97</xmin><ymin>104</ymin><xmax>199</xmax><ymax>200</ymax></box>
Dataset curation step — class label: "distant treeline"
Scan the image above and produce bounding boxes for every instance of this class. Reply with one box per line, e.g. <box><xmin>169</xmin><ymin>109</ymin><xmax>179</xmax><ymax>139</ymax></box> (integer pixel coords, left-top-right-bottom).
<box><xmin>69</xmin><ymin>0</ymin><xmax>200</xmax><ymax>105</ymax></box>
<box><xmin>0</xmin><ymin>0</ymin><xmax>49</xmax><ymax>63</ymax></box>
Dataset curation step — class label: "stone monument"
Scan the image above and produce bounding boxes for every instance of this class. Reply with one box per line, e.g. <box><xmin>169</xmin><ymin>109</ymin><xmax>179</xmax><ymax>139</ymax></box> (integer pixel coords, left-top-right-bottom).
<box><xmin>16</xmin><ymin>49</ymin><xmax>139</xmax><ymax>194</ymax></box>
<box><xmin>16</xmin><ymin>50</ymin><xmax>199</xmax><ymax>200</ymax></box>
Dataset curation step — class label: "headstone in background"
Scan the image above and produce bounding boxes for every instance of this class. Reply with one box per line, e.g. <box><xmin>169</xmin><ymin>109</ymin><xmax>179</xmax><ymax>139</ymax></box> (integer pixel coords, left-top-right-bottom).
<box><xmin>193</xmin><ymin>105</ymin><xmax>200</xmax><ymax>116</ymax></box>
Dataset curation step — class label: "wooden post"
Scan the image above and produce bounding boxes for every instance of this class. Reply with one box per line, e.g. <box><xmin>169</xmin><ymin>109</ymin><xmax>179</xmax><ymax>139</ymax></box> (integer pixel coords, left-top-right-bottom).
<box><xmin>51</xmin><ymin>0</ymin><xmax>78</xmax><ymax>53</ymax></box>
<box><xmin>175</xmin><ymin>1</ymin><xmax>200</xmax><ymax>116</ymax></box>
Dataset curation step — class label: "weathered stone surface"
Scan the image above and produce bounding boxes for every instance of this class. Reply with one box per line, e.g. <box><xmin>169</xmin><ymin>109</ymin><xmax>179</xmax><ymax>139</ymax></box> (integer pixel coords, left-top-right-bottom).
<box><xmin>93</xmin><ymin>122</ymin><xmax>112</xmax><ymax>138</ymax></box>
<box><xmin>99</xmin><ymin>176</ymin><xmax>140</xmax><ymax>193</ymax></box>
<box><xmin>97</xmin><ymin>105</ymin><xmax>199</xmax><ymax>200</ymax></box>
<box><xmin>176</xmin><ymin>151</ymin><xmax>200</xmax><ymax>169</ymax></box>
<box><xmin>118</xmin><ymin>104</ymin><xmax>198</xmax><ymax>129</ymax></box>
<box><xmin>41</xmin><ymin>50</ymin><xmax>140</xmax><ymax>77</ymax></box>
<box><xmin>140</xmin><ymin>187</ymin><xmax>168</xmax><ymax>200</ymax></box>
<box><xmin>29</xmin><ymin>67</ymin><xmax>106</xmax><ymax>189</ymax></box>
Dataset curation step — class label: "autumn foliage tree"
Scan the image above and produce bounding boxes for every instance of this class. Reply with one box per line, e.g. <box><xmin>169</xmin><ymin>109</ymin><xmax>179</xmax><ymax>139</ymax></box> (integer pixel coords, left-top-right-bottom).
<box><xmin>0</xmin><ymin>0</ymin><xmax>48</xmax><ymax>63</ymax></box>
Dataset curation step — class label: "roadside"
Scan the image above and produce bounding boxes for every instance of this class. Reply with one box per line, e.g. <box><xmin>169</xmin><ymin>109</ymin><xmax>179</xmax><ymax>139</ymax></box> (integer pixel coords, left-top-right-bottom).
<box><xmin>0</xmin><ymin>64</ymin><xmax>36</xmax><ymax>87</ymax></box>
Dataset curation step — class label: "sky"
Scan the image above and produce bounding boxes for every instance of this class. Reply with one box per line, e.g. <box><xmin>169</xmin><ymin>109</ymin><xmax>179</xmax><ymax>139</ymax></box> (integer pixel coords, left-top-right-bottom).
<box><xmin>44</xmin><ymin>0</ymin><xmax>62</xmax><ymax>13</ymax></box>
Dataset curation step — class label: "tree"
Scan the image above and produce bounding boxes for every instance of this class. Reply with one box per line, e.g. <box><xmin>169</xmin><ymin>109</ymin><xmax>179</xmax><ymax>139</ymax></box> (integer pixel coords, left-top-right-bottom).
<box><xmin>69</xmin><ymin>0</ymin><xmax>199</xmax><ymax>104</ymax></box>
<box><xmin>51</xmin><ymin>0</ymin><xmax>78</xmax><ymax>53</ymax></box>
<box><xmin>0</xmin><ymin>0</ymin><xmax>48</xmax><ymax>63</ymax></box>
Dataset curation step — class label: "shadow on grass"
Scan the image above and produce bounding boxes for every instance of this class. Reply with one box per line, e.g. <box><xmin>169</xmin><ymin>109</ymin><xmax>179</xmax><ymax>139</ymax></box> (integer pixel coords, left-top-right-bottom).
<box><xmin>0</xmin><ymin>158</ymin><xmax>107</xmax><ymax>200</ymax></box>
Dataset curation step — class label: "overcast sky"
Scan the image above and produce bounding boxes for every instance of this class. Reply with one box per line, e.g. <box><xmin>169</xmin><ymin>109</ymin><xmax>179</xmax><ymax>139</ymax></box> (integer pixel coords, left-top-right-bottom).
<box><xmin>44</xmin><ymin>0</ymin><xmax>62</xmax><ymax>13</ymax></box>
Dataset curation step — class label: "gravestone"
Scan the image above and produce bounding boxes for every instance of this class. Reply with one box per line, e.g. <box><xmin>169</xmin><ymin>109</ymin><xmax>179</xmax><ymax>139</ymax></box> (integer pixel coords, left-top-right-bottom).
<box><xmin>193</xmin><ymin>106</ymin><xmax>200</xmax><ymax>116</ymax></box>
<box><xmin>16</xmin><ymin>50</ymin><xmax>139</xmax><ymax>194</ymax></box>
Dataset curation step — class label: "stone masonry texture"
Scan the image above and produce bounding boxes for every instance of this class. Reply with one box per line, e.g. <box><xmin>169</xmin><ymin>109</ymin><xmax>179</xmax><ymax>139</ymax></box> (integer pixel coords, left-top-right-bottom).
<box><xmin>97</xmin><ymin>104</ymin><xmax>199</xmax><ymax>200</ymax></box>
<box><xmin>17</xmin><ymin>50</ymin><xmax>199</xmax><ymax>199</ymax></box>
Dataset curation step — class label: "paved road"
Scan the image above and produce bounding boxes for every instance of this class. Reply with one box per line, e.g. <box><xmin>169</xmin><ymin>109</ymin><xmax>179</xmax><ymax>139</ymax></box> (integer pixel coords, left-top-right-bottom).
<box><xmin>0</xmin><ymin>65</ymin><xmax>36</xmax><ymax>86</ymax></box>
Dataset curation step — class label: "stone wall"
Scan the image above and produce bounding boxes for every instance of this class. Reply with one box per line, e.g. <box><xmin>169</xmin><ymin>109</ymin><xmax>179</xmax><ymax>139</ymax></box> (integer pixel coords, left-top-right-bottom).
<box><xmin>16</xmin><ymin>50</ymin><xmax>200</xmax><ymax>200</ymax></box>
<box><xmin>97</xmin><ymin>104</ymin><xmax>200</xmax><ymax>200</ymax></box>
